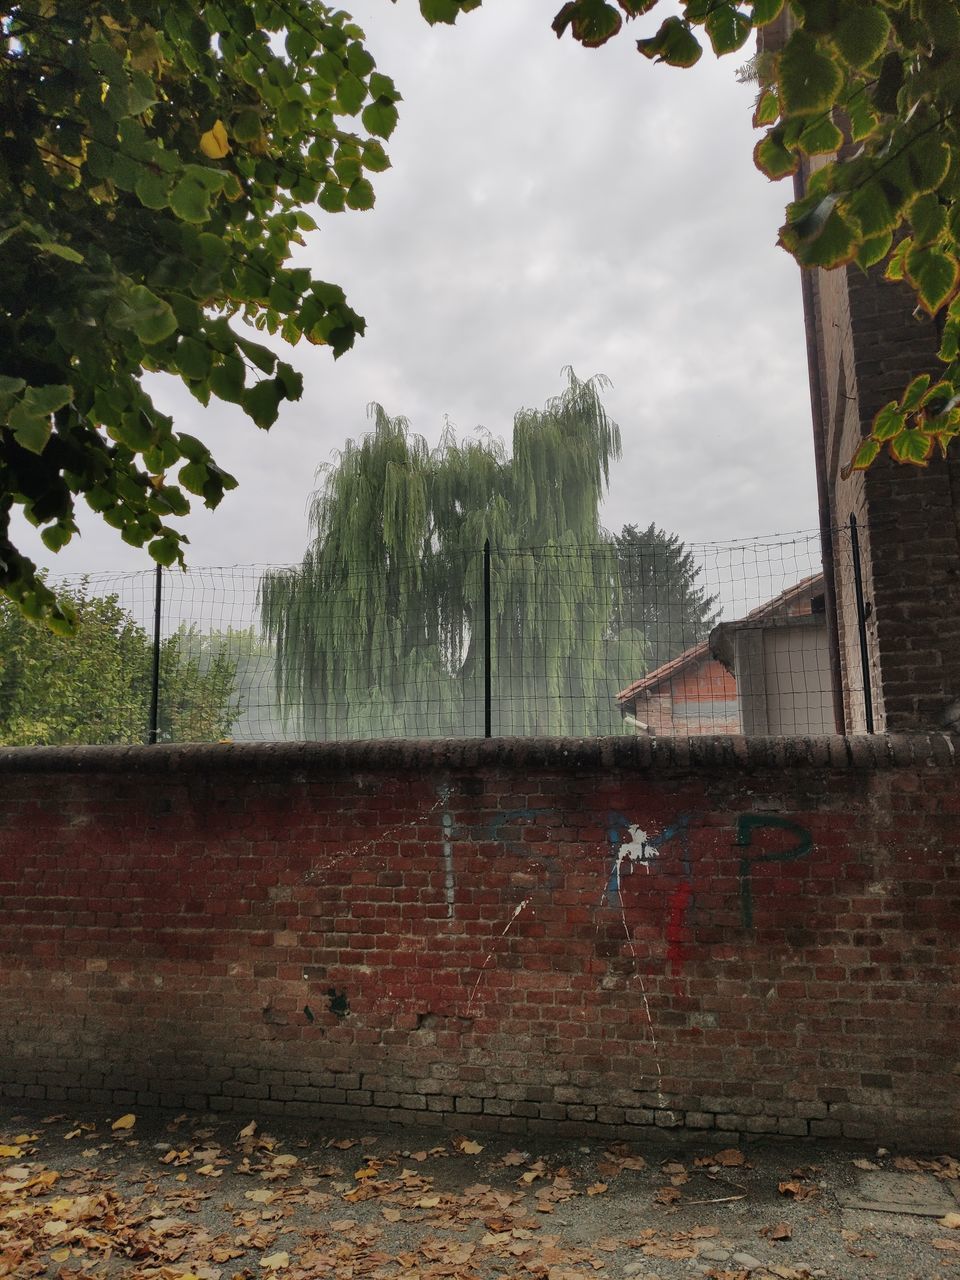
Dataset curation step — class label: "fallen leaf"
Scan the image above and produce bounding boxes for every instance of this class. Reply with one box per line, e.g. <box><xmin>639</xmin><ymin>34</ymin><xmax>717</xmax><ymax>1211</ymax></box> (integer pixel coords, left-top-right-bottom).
<box><xmin>457</xmin><ymin>1139</ymin><xmax>484</xmax><ymax>1155</ymax></box>
<box><xmin>586</xmin><ymin>1182</ymin><xmax>608</xmax><ymax>1196</ymax></box>
<box><xmin>415</xmin><ymin>1195</ymin><xmax>441</xmax><ymax>1208</ymax></box>
<box><xmin>644</xmin><ymin>1240</ymin><xmax>696</xmax><ymax>1260</ymax></box>
<box><xmin>939</xmin><ymin>1212</ymin><xmax>960</xmax><ymax>1229</ymax></box>
<box><xmin>245</xmin><ymin>1189</ymin><xmax>276</xmax><ymax>1204</ymax></box>
<box><xmin>778</xmin><ymin>1179</ymin><xmax>818</xmax><ymax>1200</ymax></box>
<box><xmin>111</xmin><ymin>1114</ymin><xmax>136</xmax><ymax>1131</ymax></box>
<box><xmin>237</xmin><ymin>1120</ymin><xmax>257</xmax><ymax>1139</ymax></box>
<box><xmin>712</xmin><ymin>1148</ymin><xmax>746</xmax><ymax>1167</ymax></box>
<box><xmin>261</xmin><ymin>1250</ymin><xmax>290</xmax><ymax>1270</ymax></box>
<box><xmin>852</xmin><ymin>1158</ymin><xmax>879</xmax><ymax>1171</ymax></box>
<box><xmin>50</xmin><ymin>1249</ymin><xmax>71</xmax><ymax>1263</ymax></box>
<box><xmin>502</xmin><ymin>1151</ymin><xmax>526</xmax><ymax>1166</ymax></box>
<box><xmin>330</xmin><ymin>1138</ymin><xmax>357</xmax><ymax>1150</ymax></box>
<box><xmin>761</xmin><ymin>1222</ymin><xmax>793</xmax><ymax>1241</ymax></box>
<box><xmin>654</xmin><ymin>1186</ymin><xmax>682</xmax><ymax>1205</ymax></box>
<box><xmin>0</xmin><ymin>1145</ymin><xmax>22</xmax><ymax>1157</ymax></box>
<box><xmin>933</xmin><ymin>1238</ymin><xmax>960</xmax><ymax>1252</ymax></box>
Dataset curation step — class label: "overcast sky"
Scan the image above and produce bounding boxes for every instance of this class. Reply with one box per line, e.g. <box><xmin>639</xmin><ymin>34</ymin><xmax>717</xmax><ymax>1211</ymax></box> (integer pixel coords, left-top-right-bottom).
<box><xmin>15</xmin><ymin>1</ymin><xmax>820</xmax><ymax>579</ymax></box>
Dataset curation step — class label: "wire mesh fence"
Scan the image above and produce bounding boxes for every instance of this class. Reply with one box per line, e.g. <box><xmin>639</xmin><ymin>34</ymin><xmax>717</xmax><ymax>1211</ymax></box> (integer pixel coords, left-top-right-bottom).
<box><xmin>0</xmin><ymin>526</ymin><xmax>866</xmax><ymax>744</ymax></box>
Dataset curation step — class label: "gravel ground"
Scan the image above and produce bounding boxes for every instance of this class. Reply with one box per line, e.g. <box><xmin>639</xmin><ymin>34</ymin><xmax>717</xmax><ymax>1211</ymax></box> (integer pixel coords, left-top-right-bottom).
<box><xmin>1</xmin><ymin>1103</ymin><xmax>958</xmax><ymax>1280</ymax></box>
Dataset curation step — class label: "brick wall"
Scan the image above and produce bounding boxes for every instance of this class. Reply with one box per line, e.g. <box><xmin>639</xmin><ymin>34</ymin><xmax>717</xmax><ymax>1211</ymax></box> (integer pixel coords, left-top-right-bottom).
<box><xmin>1</xmin><ymin>737</ymin><xmax>958</xmax><ymax>1146</ymax></box>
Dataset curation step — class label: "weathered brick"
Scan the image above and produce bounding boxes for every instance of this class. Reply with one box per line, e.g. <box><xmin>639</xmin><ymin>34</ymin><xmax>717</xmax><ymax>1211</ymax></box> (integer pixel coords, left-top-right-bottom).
<box><xmin>0</xmin><ymin>739</ymin><xmax>955</xmax><ymax>1148</ymax></box>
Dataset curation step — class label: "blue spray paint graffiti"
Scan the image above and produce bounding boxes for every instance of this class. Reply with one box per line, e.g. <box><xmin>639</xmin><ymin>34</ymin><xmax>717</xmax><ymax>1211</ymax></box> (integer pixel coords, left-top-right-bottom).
<box><xmin>605</xmin><ymin>812</ymin><xmax>692</xmax><ymax>903</ymax></box>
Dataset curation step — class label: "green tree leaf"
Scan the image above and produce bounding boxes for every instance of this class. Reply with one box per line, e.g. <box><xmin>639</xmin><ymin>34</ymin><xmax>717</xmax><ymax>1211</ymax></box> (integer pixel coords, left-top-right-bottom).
<box><xmin>636</xmin><ymin>17</ymin><xmax>703</xmax><ymax>66</ymax></box>
<box><xmin>7</xmin><ymin>385</ymin><xmax>73</xmax><ymax>454</ymax></box>
<box><xmin>905</xmin><ymin>243</ymin><xmax>960</xmax><ymax>314</ymax></box>
<box><xmin>833</xmin><ymin>4</ymin><xmax>891</xmax><ymax>68</ymax></box>
<box><xmin>704</xmin><ymin>4</ymin><xmax>752</xmax><ymax>56</ymax></box>
<box><xmin>798</xmin><ymin>114</ymin><xmax>843</xmax><ymax>156</ymax></box>
<box><xmin>243</xmin><ymin>378</ymin><xmax>284</xmax><ymax>428</ymax></box>
<box><xmin>900</xmin><ymin>374</ymin><xmax>931</xmax><ymax>413</ymax></box>
<box><xmin>111</xmin><ymin>286</ymin><xmax>178</xmax><ymax>345</ymax></box>
<box><xmin>779</xmin><ymin>28</ymin><xmax>844</xmax><ymax>115</ymax></box>
<box><xmin>873</xmin><ymin>400</ymin><xmax>906</xmax><ymax>439</ymax></box>
<box><xmin>754</xmin><ymin>129</ymin><xmax>798</xmax><ymax>179</ymax></box>
<box><xmin>890</xmin><ymin>428</ymin><xmax>934</xmax><ymax>465</ymax></box>
<box><xmin>361</xmin><ymin>100</ymin><xmax>399</xmax><ymax>139</ymax></box>
<box><xmin>846</xmin><ymin>437</ymin><xmax>881</xmax><ymax>473</ymax></box>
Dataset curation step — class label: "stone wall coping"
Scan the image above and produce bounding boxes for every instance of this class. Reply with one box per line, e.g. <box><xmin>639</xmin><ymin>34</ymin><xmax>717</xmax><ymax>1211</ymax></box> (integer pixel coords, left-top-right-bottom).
<box><xmin>0</xmin><ymin>733</ymin><xmax>953</xmax><ymax>776</ymax></box>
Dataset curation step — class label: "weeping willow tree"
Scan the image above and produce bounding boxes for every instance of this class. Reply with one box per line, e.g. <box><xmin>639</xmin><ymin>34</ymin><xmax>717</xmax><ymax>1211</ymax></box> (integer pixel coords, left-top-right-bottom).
<box><xmin>259</xmin><ymin>370</ymin><xmax>646</xmax><ymax>739</ymax></box>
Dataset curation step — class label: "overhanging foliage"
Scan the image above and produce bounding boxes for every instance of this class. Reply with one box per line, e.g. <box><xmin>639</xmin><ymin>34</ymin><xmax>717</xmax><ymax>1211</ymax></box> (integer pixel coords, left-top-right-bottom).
<box><xmin>1</xmin><ymin>0</ymin><xmax>398</xmax><ymax>624</ymax></box>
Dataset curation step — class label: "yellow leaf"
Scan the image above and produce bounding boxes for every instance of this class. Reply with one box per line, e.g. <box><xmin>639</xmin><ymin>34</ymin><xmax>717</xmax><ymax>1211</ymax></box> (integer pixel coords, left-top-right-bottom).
<box><xmin>457</xmin><ymin>1139</ymin><xmax>484</xmax><ymax>1155</ymax></box>
<box><xmin>245</xmin><ymin>1188</ymin><xmax>275</xmax><ymax>1204</ymax></box>
<box><xmin>111</xmin><ymin>1114</ymin><xmax>136</xmax><ymax>1131</ymax></box>
<box><xmin>200</xmin><ymin>120</ymin><xmax>230</xmax><ymax>160</ymax></box>
<box><xmin>261</xmin><ymin>1251</ymin><xmax>290</xmax><ymax>1270</ymax></box>
<box><xmin>197</xmin><ymin>1164</ymin><xmax>222</xmax><ymax>1177</ymax></box>
<box><xmin>416</xmin><ymin>1195</ymin><xmax>441</xmax><ymax>1208</ymax></box>
<box><xmin>13</xmin><ymin>1134</ymin><xmax>36</xmax><ymax>1144</ymax></box>
<box><xmin>0</xmin><ymin>1146</ymin><xmax>22</xmax><ymax>1158</ymax></box>
<box><xmin>940</xmin><ymin>1212</ymin><xmax>960</xmax><ymax>1229</ymax></box>
<box><xmin>42</xmin><ymin>1220</ymin><xmax>68</xmax><ymax>1236</ymax></box>
<box><xmin>50</xmin><ymin>1250</ymin><xmax>71</xmax><ymax>1263</ymax></box>
<box><xmin>238</xmin><ymin>1120</ymin><xmax>257</xmax><ymax>1139</ymax></box>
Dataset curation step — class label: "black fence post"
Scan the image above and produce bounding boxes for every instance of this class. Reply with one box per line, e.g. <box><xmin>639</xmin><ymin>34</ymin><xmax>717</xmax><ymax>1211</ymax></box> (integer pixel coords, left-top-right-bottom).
<box><xmin>483</xmin><ymin>539</ymin><xmax>492</xmax><ymax>738</ymax></box>
<box><xmin>148</xmin><ymin>563</ymin><xmax>162</xmax><ymax>744</ymax></box>
<box><xmin>849</xmin><ymin>513</ymin><xmax>875</xmax><ymax>734</ymax></box>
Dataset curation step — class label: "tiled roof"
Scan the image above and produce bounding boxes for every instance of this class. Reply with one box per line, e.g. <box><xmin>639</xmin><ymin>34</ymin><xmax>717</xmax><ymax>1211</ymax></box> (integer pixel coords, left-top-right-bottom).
<box><xmin>615</xmin><ymin>572</ymin><xmax>824</xmax><ymax>705</ymax></box>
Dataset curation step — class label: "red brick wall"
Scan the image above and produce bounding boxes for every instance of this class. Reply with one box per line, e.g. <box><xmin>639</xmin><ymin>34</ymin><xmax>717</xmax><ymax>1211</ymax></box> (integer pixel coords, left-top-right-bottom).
<box><xmin>626</xmin><ymin>658</ymin><xmax>740</xmax><ymax>735</ymax></box>
<box><xmin>1</xmin><ymin>738</ymin><xmax>957</xmax><ymax>1146</ymax></box>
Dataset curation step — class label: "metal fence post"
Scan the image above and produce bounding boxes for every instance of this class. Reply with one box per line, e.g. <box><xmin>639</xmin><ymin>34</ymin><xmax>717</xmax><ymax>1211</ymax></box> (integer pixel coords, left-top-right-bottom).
<box><xmin>848</xmin><ymin>513</ymin><xmax>875</xmax><ymax>734</ymax></box>
<box><xmin>148</xmin><ymin>563</ymin><xmax>162</xmax><ymax>744</ymax></box>
<box><xmin>483</xmin><ymin>539</ymin><xmax>492</xmax><ymax>738</ymax></box>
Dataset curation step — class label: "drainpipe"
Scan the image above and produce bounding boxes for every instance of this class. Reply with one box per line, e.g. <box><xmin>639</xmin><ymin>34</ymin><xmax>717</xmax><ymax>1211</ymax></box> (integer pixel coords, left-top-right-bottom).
<box><xmin>794</xmin><ymin>160</ymin><xmax>845</xmax><ymax>734</ymax></box>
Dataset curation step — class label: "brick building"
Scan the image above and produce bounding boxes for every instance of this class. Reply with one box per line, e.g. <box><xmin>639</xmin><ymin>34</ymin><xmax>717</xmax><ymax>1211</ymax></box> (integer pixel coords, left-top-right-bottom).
<box><xmin>617</xmin><ymin>574</ymin><xmax>834</xmax><ymax>735</ymax></box>
<box><xmin>764</xmin><ymin>16</ymin><xmax>960</xmax><ymax>733</ymax></box>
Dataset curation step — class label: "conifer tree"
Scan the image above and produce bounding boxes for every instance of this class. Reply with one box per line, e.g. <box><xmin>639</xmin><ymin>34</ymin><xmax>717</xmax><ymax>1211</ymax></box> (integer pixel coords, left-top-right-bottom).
<box><xmin>613</xmin><ymin>524</ymin><xmax>719</xmax><ymax>670</ymax></box>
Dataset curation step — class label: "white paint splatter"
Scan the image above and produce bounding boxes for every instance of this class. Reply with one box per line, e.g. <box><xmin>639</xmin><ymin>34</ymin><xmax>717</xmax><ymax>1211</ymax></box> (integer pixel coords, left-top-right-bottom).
<box><xmin>613</xmin><ymin>870</ymin><xmax>663</xmax><ymax>1085</ymax></box>
<box><xmin>619</xmin><ymin>826</ymin><xmax>660</xmax><ymax>874</ymax></box>
<box><xmin>466</xmin><ymin>897</ymin><xmax>532</xmax><ymax>1015</ymax></box>
<box><xmin>303</xmin><ymin>794</ymin><xmax>444</xmax><ymax>883</ymax></box>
